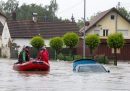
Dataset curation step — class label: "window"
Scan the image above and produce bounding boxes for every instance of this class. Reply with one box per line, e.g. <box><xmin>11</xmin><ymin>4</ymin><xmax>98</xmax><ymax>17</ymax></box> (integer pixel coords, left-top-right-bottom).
<box><xmin>103</xmin><ymin>29</ymin><xmax>108</xmax><ymax>36</ymax></box>
<box><xmin>117</xmin><ymin>30</ymin><xmax>128</xmax><ymax>37</ymax></box>
<box><xmin>111</xmin><ymin>15</ymin><xmax>115</xmax><ymax>20</ymax></box>
<box><xmin>94</xmin><ymin>30</ymin><xmax>100</xmax><ymax>36</ymax></box>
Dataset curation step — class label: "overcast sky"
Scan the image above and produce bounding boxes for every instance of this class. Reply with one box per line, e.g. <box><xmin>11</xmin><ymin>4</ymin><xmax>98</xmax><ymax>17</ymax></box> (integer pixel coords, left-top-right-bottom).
<box><xmin>4</xmin><ymin>0</ymin><xmax>130</xmax><ymax>21</ymax></box>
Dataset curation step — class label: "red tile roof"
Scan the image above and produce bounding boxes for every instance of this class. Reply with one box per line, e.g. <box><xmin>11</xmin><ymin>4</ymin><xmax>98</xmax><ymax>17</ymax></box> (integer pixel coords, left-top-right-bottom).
<box><xmin>7</xmin><ymin>20</ymin><xmax>79</xmax><ymax>38</ymax></box>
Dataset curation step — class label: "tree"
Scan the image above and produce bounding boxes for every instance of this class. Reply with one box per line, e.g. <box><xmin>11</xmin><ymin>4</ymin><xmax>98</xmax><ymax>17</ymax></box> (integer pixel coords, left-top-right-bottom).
<box><xmin>0</xmin><ymin>0</ymin><xmax>19</xmax><ymax>18</ymax></box>
<box><xmin>63</xmin><ymin>32</ymin><xmax>79</xmax><ymax>56</ymax></box>
<box><xmin>49</xmin><ymin>37</ymin><xmax>63</xmax><ymax>59</ymax></box>
<box><xmin>30</xmin><ymin>36</ymin><xmax>45</xmax><ymax>51</ymax></box>
<box><xmin>107</xmin><ymin>33</ymin><xmax>124</xmax><ymax>66</ymax></box>
<box><xmin>0</xmin><ymin>0</ymin><xmax>60</xmax><ymax>21</ymax></box>
<box><xmin>118</xmin><ymin>7</ymin><xmax>130</xmax><ymax>20</ymax></box>
<box><xmin>77</xmin><ymin>19</ymin><xmax>84</xmax><ymax>29</ymax></box>
<box><xmin>85</xmin><ymin>34</ymin><xmax>100</xmax><ymax>58</ymax></box>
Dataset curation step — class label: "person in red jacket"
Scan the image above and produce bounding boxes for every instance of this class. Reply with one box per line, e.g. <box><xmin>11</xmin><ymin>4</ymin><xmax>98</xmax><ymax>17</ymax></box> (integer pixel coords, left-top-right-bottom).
<box><xmin>37</xmin><ymin>47</ymin><xmax>49</xmax><ymax>63</ymax></box>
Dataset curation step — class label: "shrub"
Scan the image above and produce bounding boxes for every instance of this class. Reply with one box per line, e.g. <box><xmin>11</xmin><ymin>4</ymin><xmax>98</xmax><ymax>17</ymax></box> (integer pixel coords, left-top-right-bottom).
<box><xmin>57</xmin><ymin>53</ymin><xmax>64</xmax><ymax>60</ymax></box>
<box><xmin>65</xmin><ymin>56</ymin><xmax>73</xmax><ymax>61</ymax></box>
<box><xmin>30</xmin><ymin>36</ymin><xmax>45</xmax><ymax>50</ymax></box>
<box><xmin>74</xmin><ymin>55</ymin><xmax>82</xmax><ymax>60</ymax></box>
<box><xmin>63</xmin><ymin>32</ymin><xmax>79</xmax><ymax>56</ymax></box>
<box><xmin>49</xmin><ymin>37</ymin><xmax>64</xmax><ymax>59</ymax></box>
<box><xmin>85</xmin><ymin>34</ymin><xmax>100</xmax><ymax>56</ymax></box>
<box><xmin>95</xmin><ymin>55</ymin><xmax>109</xmax><ymax>64</ymax></box>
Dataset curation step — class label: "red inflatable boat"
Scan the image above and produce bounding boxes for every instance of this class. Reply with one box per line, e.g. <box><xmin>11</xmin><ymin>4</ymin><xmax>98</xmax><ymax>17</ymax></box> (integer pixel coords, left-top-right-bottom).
<box><xmin>13</xmin><ymin>60</ymin><xmax>50</xmax><ymax>71</ymax></box>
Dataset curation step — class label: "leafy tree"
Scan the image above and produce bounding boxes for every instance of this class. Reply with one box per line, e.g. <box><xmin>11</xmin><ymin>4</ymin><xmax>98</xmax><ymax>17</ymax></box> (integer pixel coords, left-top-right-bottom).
<box><xmin>0</xmin><ymin>0</ymin><xmax>60</xmax><ymax>21</ymax></box>
<box><xmin>77</xmin><ymin>19</ymin><xmax>84</xmax><ymax>29</ymax></box>
<box><xmin>30</xmin><ymin>36</ymin><xmax>45</xmax><ymax>51</ymax></box>
<box><xmin>107</xmin><ymin>33</ymin><xmax>124</xmax><ymax>66</ymax></box>
<box><xmin>49</xmin><ymin>37</ymin><xmax>63</xmax><ymax>59</ymax></box>
<box><xmin>0</xmin><ymin>0</ymin><xmax>19</xmax><ymax>18</ymax></box>
<box><xmin>63</xmin><ymin>32</ymin><xmax>79</xmax><ymax>56</ymax></box>
<box><xmin>85</xmin><ymin>34</ymin><xmax>100</xmax><ymax>58</ymax></box>
<box><xmin>118</xmin><ymin>7</ymin><xmax>130</xmax><ymax>20</ymax></box>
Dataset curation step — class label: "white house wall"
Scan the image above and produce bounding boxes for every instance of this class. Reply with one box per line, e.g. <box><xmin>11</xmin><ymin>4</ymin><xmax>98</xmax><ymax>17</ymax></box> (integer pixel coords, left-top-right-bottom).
<box><xmin>0</xmin><ymin>15</ymin><xmax>6</xmax><ymax>25</ymax></box>
<box><xmin>13</xmin><ymin>38</ymin><xmax>50</xmax><ymax>47</ymax></box>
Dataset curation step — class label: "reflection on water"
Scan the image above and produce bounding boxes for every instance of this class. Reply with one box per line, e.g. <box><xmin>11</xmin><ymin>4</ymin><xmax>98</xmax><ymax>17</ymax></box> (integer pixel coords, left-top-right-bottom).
<box><xmin>0</xmin><ymin>58</ymin><xmax>130</xmax><ymax>91</ymax></box>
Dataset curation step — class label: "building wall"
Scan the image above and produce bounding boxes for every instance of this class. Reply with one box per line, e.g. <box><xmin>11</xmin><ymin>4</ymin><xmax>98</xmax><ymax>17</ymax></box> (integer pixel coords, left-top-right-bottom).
<box><xmin>13</xmin><ymin>38</ymin><xmax>50</xmax><ymax>47</ymax></box>
<box><xmin>88</xmin><ymin>11</ymin><xmax>130</xmax><ymax>39</ymax></box>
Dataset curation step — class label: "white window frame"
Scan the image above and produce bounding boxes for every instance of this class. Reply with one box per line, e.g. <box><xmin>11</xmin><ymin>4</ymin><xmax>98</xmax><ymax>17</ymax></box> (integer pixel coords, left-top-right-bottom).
<box><xmin>103</xmin><ymin>29</ymin><xmax>108</xmax><ymax>36</ymax></box>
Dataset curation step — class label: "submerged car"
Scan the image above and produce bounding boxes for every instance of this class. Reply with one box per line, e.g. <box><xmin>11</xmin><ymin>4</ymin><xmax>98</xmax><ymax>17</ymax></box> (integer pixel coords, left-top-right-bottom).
<box><xmin>75</xmin><ymin>64</ymin><xmax>109</xmax><ymax>73</ymax></box>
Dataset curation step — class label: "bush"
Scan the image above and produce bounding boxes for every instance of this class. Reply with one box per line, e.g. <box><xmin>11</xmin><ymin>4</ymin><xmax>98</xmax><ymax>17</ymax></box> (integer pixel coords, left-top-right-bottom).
<box><xmin>95</xmin><ymin>55</ymin><xmax>109</xmax><ymax>64</ymax></box>
<box><xmin>85</xmin><ymin>34</ymin><xmax>100</xmax><ymax>56</ymax></box>
<box><xmin>30</xmin><ymin>36</ymin><xmax>45</xmax><ymax>50</ymax></box>
<box><xmin>74</xmin><ymin>55</ymin><xmax>82</xmax><ymax>60</ymax></box>
<box><xmin>65</xmin><ymin>56</ymin><xmax>73</xmax><ymax>61</ymax></box>
<box><xmin>57</xmin><ymin>53</ymin><xmax>64</xmax><ymax>60</ymax></box>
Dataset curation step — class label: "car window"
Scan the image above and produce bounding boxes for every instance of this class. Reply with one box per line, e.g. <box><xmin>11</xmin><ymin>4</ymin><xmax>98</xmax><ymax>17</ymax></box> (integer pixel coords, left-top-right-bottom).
<box><xmin>77</xmin><ymin>64</ymin><xmax>107</xmax><ymax>72</ymax></box>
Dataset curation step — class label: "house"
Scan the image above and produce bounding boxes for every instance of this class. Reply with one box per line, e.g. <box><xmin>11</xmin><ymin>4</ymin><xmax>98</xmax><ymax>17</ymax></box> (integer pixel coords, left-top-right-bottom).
<box><xmin>78</xmin><ymin>7</ymin><xmax>130</xmax><ymax>60</ymax></box>
<box><xmin>0</xmin><ymin>12</ymin><xmax>79</xmax><ymax>58</ymax></box>
<box><xmin>7</xmin><ymin>20</ymin><xmax>79</xmax><ymax>47</ymax></box>
<box><xmin>80</xmin><ymin>7</ymin><xmax>130</xmax><ymax>38</ymax></box>
<box><xmin>0</xmin><ymin>12</ymin><xmax>11</xmax><ymax>58</ymax></box>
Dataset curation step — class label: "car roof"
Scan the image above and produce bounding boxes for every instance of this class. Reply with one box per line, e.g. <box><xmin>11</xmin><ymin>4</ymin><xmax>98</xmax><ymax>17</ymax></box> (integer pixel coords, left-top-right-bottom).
<box><xmin>75</xmin><ymin>64</ymin><xmax>107</xmax><ymax>73</ymax></box>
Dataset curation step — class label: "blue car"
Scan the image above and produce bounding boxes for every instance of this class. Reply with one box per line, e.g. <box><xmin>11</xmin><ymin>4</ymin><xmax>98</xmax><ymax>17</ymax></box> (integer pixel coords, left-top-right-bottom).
<box><xmin>73</xmin><ymin>59</ymin><xmax>109</xmax><ymax>73</ymax></box>
<box><xmin>75</xmin><ymin>64</ymin><xmax>109</xmax><ymax>72</ymax></box>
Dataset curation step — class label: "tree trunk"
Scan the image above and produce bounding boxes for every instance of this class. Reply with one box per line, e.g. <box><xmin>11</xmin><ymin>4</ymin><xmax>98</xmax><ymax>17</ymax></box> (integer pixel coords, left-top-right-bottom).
<box><xmin>90</xmin><ymin>49</ymin><xmax>94</xmax><ymax>59</ymax></box>
<box><xmin>114</xmin><ymin>48</ymin><xmax>117</xmax><ymax>66</ymax></box>
<box><xmin>55</xmin><ymin>50</ymin><xmax>57</xmax><ymax>60</ymax></box>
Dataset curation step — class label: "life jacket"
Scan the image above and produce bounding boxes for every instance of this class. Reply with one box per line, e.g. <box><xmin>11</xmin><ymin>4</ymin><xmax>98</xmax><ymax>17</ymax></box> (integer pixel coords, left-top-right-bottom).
<box><xmin>18</xmin><ymin>50</ymin><xmax>26</xmax><ymax>63</ymax></box>
<box><xmin>37</xmin><ymin>49</ymin><xmax>49</xmax><ymax>63</ymax></box>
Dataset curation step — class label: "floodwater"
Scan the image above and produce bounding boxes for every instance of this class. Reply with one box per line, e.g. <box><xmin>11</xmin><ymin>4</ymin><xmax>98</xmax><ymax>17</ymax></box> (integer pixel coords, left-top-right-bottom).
<box><xmin>0</xmin><ymin>58</ymin><xmax>130</xmax><ymax>91</ymax></box>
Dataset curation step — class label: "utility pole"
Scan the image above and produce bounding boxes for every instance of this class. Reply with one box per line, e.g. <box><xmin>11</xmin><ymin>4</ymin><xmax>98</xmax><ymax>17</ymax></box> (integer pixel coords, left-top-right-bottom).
<box><xmin>83</xmin><ymin>0</ymin><xmax>86</xmax><ymax>58</ymax></box>
<box><xmin>53</xmin><ymin>0</ymin><xmax>56</xmax><ymax>21</ymax></box>
<box><xmin>114</xmin><ymin>2</ymin><xmax>120</xmax><ymax>65</ymax></box>
<box><xmin>115</xmin><ymin>2</ymin><xmax>120</xmax><ymax>33</ymax></box>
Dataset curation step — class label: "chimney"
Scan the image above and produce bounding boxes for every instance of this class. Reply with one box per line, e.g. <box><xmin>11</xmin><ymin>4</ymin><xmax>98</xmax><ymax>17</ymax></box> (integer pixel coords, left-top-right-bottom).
<box><xmin>12</xmin><ymin>11</ymin><xmax>16</xmax><ymax>21</ymax></box>
<box><xmin>71</xmin><ymin>14</ymin><xmax>75</xmax><ymax>22</ymax></box>
<box><xmin>85</xmin><ymin>21</ymin><xmax>90</xmax><ymax>26</ymax></box>
<box><xmin>32</xmin><ymin>13</ymin><xmax>38</xmax><ymax>23</ymax></box>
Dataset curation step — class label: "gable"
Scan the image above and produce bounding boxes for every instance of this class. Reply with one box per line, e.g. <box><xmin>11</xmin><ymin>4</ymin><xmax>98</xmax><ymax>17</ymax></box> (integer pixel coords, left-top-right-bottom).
<box><xmin>80</xmin><ymin>7</ymin><xmax>130</xmax><ymax>34</ymax></box>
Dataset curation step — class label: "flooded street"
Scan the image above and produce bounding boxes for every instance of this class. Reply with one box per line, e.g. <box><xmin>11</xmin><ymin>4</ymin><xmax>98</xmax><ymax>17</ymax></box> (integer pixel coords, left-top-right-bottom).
<box><xmin>0</xmin><ymin>58</ymin><xmax>130</xmax><ymax>91</ymax></box>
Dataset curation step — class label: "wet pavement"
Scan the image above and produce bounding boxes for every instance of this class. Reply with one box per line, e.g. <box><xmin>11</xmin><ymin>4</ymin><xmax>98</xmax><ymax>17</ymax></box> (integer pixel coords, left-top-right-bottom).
<box><xmin>0</xmin><ymin>58</ymin><xmax>130</xmax><ymax>91</ymax></box>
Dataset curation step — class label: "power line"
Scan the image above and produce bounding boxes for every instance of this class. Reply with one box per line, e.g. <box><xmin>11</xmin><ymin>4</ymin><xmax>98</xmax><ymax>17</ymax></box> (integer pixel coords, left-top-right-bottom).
<box><xmin>58</xmin><ymin>0</ymin><xmax>83</xmax><ymax>14</ymax></box>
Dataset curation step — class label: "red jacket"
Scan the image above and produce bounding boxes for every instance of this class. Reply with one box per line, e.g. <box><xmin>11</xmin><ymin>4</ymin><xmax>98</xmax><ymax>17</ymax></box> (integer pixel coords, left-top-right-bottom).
<box><xmin>37</xmin><ymin>49</ymin><xmax>49</xmax><ymax>63</ymax></box>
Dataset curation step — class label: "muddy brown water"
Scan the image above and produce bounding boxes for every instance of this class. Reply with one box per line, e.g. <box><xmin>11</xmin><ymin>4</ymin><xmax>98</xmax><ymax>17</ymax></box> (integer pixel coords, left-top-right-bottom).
<box><xmin>0</xmin><ymin>58</ymin><xmax>130</xmax><ymax>91</ymax></box>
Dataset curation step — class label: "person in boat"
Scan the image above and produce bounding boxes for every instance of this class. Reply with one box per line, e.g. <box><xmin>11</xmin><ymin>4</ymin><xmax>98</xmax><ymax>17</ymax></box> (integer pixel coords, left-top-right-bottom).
<box><xmin>24</xmin><ymin>46</ymin><xmax>30</xmax><ymax>62</ymax></box>
<box><xmin>36</xmin><ymin>47</ymin><xmax>49</xmax><ymax>63</ymax></box>
<box><xmin>16</xmin><ymin>46</ymin><xmax>30</xmax><ymax>64</ymax></box>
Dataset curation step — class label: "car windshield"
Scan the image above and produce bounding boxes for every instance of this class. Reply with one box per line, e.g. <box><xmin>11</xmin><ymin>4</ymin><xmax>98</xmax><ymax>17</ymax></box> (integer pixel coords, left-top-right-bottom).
<box><xmin>77</xmin><ymin>64</ymin><xmax>107</xmax><ymax>72</ymax></box>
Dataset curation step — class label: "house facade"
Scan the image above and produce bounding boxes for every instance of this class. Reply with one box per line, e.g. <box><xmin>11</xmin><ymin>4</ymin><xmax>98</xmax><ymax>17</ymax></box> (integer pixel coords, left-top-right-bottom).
<box><xmin>0</xmin><ymin>12</ymin><xmax>11</xmax><ymax>58</ymax></box>
<box><xmin>78</xmin><ymin>7</ymin><xmax>130</xmax><ymax>60</ymax></box>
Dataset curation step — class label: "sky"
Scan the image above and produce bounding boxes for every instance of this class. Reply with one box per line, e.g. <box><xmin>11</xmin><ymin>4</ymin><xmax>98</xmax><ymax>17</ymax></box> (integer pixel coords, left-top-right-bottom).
<box><xmin>4</xmin><ymin>0</ymin><xmax>130</xmax><ymax>21</ymax></box>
